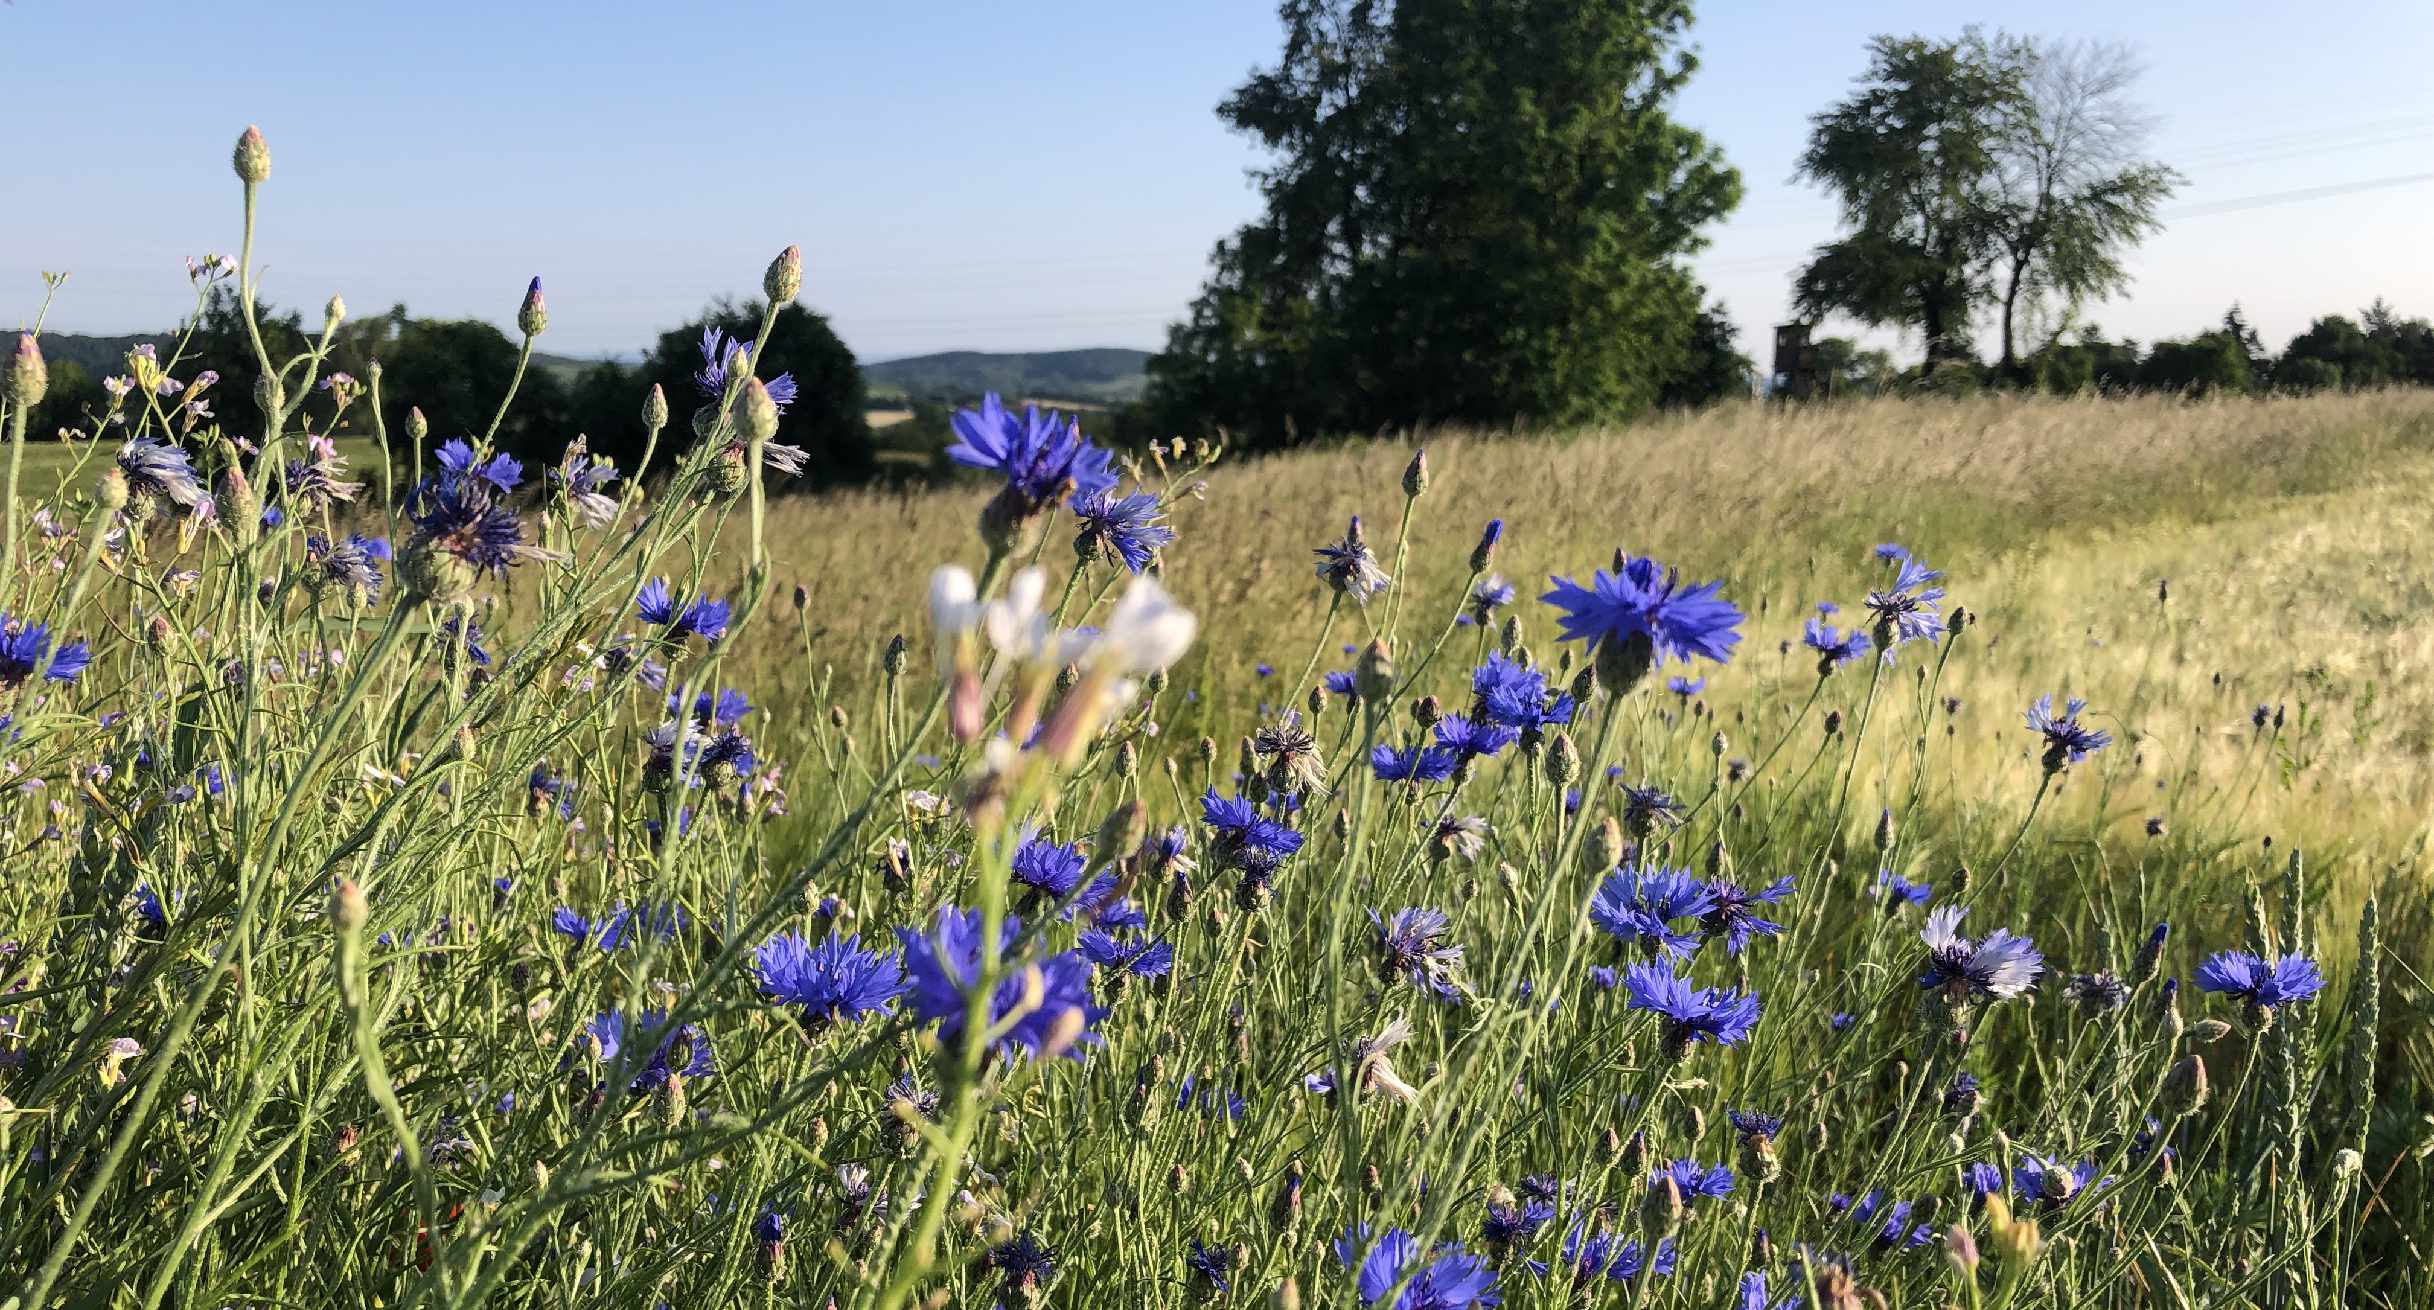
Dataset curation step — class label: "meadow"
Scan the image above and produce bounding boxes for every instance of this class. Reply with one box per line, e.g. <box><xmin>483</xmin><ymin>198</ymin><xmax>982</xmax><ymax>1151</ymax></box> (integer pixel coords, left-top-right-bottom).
<box><xmin>0</xmin><ymin>133</ymin><xmax>2427</xmax><ymax>1310</ymax></box>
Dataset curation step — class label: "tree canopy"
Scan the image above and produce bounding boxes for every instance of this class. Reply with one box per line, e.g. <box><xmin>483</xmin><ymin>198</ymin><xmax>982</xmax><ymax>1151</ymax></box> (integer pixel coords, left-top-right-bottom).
<box><xmin>1147</xmin><ymin>0</ymin><xmax>1742</xmax><ymax>447</ymax></box>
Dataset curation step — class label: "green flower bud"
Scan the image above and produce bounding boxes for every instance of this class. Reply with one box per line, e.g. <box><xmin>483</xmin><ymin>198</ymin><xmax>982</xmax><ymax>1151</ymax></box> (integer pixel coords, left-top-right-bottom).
<box><xmin>5</xmin><ymin>333</ymin><xmax>47</xmax><ymax>406</ymax></box>
<box><xmin>232</xmin><ymin>125</ymin><xmax>271</xmax><ymax>185</ymax></box>
<box><xmin>764</xmin><ymin>244</ymin><xmax>803</xmax><ymax>304</ymax></box>
<box><xmin>517</xmin><ymin>277</ymin><xmax>547</xmax><ymax>338</ymax></box>
<box><xmin>643</xmin><ymin>383</ymin><xmax>669</xmax><ymax>432</ymax></box>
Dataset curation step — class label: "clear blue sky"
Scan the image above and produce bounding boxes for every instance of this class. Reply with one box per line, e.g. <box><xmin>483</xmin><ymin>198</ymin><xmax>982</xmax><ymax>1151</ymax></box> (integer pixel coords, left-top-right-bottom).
<box><xmin>6</xmin><ymin>0</ymin><xmax>2431</xmax><ymax>364</ymax></box>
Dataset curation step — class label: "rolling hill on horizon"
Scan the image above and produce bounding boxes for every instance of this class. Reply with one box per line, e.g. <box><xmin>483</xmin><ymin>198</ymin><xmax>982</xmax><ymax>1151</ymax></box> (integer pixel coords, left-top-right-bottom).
<box><xmin>859</xmin><ymin>347</ymin><xmax>1151</xmax><ymax>406</ymax></box>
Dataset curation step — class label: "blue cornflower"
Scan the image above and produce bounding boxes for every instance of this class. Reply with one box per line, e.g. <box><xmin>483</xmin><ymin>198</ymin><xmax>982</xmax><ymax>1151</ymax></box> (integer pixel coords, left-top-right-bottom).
<box><xmin>1334</xmin><ymin>1225</ymin><xmax>1501</xmax><ymax>1309</ymax></box>
<box><xmin>1471</xmin><ymin>653</ymin><xmax>1574</xmax><ymax>733</ymax></box>
<box><xmin>753</xmin><ymin>930</ymin><xmax>904</xmax><ymax>1027</ymax></box>
<box><xmin>693</xmin><ymin>326</ymin><xmax>798</xmax><ymax>409</ymax></box>
<box><xmin>132</xmin><ymin>883</ymin><xmax>170</xmax><ymax>935</ymax></box>
<box><xmin>1372</xmin><ymin>742</ymin><xmax>1460</xmax><ymax>783</ymax></box>
<box><xmin>1073</xmin><ymin>488</ymin><xmax>1175</xmax><ymax>573</ymax></box>
<box><xmin>1557</xmin><ymin>1218</ymin><xmax>1674</xmax><ymax>1284</ymax></box>
<box><xmin>2193</xmin><ymin>950</ymin><xmax>2325</xmax><ymax>1014</ymax></box>
<box><xmin>2025</xmin><ymin>694</ymin><xmax>2112</xmax><ymax>770</ymax></box>
<box><xmin>895</xmin><ymin>906</ymin><xmax>1105</xmax><ymax>1062</ymax></box>
<box><xmin>1325</xmin><ymin>670</ymin><xmax>1360</xmax><ymax>698</ymax></box>
<box><xmin>572</xmin><ymin>1009</ymin><xmax>714</xmax><ymax>1094</ymax></box>
<box><xmin>1666</xmin><ymin>676</ymin><xmax>1704</xmax><ymax>699</ymax></box>
<box><xmin>1862</xmin><ymin>555</ymin><xmax>1945</xmax><ymax>658</ymax></box>
<box><xmin>1699</xmin><ymin>875</ymin><xmax>1794</xmax><ymax>954</ymax></box>
<box><xmin>0</xmin><ymin>615</ymin><xmax>90</xmax><ymax>689</ymax></box>
<box><xmin>1469</xmin><ymin>574</ymin><xmax>1517</xmax><ymax>623</ymax></box>
<box><xmin>1370</xmin><ymin>907</ymin><xmax>1464</xmax><ymax>1000</ymax></box>
<box><xmin>1542</xmin><ymin>555</ymin><xmax>1743</xmax><ymax>674</ymax></box>
<box><xmin>435</xmin><ymin>438</ymin><xmax>523</xmax><ymax>494</ymax></box>
<box><xmin>1176</xmin><ymin>1072</ymin><xmax>1249</xmax><ymax>1120</ymax></box>
<box><xmin>1728</xmin><ymin>1109</ymin><xmax>1782</xmax><ymax>1142</ymax></box>
<box><xmin>1624</xmin><ymin>960</ymin><xmax>1761</xmax><ymax>1052</ymax></box>
<box><xmin>1802</xmin><ymin>617</ymin><xmax>1874</xmax><ymax>670</ymax></box>
<box><xmin>1009</xmin><ymin>831</ymin><xmax>1090</xmax><ymax>901</ymax></box>
<box><xmin>527</xmin><ymin>763</ymin><xmax>577</xmax><ymax>819</ymax></box>
<box><xmin>2013</xmin><ymin>1155</ymin><xmax>2105</xmax><ymax>1209</ymax></box>
<box><xmin>1185</xmin><ymin>1239</ymin><xmax>1237</xmax><ymax>1294</ymax></box>
<box><xmin>1738</xmin><ymin>1272</ymin><xmax>1802</xmax><ymax>1310</ymax></box>
<box><xmin>1944</xmin><ymin>1072</ymin><xmax>1983</xmax><ymax>1117</ymax></box>
<box><xmin>675</xmin><ymin>688</ymin><xmax>754</xmax><ymax>728</ymax></box>
<box><xmin>753</xmin><ymin>1208</ymin><xmax>784</xmax><ymax>1246</ymax></box>
<box><xmin>1965</xmin><ymin>1161</ymin><xmax>2006</xmax><ymax>1200</ymax></box>
<box><xmin>1874</xmin><ymin>869</ymin><xmax>1932</xmax><ymax>908</ymax></box>
<box><xmin>1199</xmin><ymin>789</ymin><xmax>1305</xmax><ymax>870</ymax></box>
<box><xmin>116</xmin><ymin>438</ymin><xmax>206</xmax><ymax>509</ymax></box>
<box><xmin>1831</xmin><ymin>1189</ymin><xmax>1935</xmax><ymax>1249</ymax></box>
<box><xmin>1651</xmin><ymin>1159</ymin><xmax>1734</xmax><ymax>1206</ymax></box>
<box><xmin>551</xmin><ymin>902</ymin><xmax>683</xmax><ymax>952</ymax></box>
<box><xmin>1434</xmin><ymin>714</ymin><xmax>1517</xmax><ymax>761</ymax></box>
<box><xmin>1078</xmin><ymin>928</ymin><xmax>1175</xmax><ymax>978</ymax></box>
<box><xmin>1314</xmin><ymin>516</ymin><xmax>1393</xmax><ymax>604</ymax></box>
<box><xmin>405</xmin><ymin>475</ymin><xmax>545</xmax><ymax>579</ymax></box>
<box><xmin>635</xmin><ymin>578</ymin><xmax>731</xmax><ymax>642</ymax></box>
<box><xmin>1590</xmin><ymin>866</ymin><xmax>1715</xmax><ymax>958</ymax></box>
<box><xmin>1482</xmin><ymin>1196</ymin><xmax>1556</xmax><ymax>1248</ymax></box>
<box><xmin>945</xmin><ymin>393</ymin><xmax>1116</xmax><ymax>515</ymax></box>
<box><xmin>1873</xmin><ymin>542</ymin><xmax>1910</xmax><ymax>562</ymax></box>
<box><xmin>1918</xmin><ymin>906</ymin><xmax>2043</xmax><ymax>1001</ymax></box>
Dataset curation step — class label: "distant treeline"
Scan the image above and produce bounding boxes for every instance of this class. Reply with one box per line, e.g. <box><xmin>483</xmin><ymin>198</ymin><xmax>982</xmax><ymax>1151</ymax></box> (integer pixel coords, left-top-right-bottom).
<box><xmin>1800</xmin><ymin>302</ymin><xmax>2434</xmax><ymax>399</ymax></box>
<box><xmin>26</xmin><ymin>288</ymin><xmax>883</xmax><ymax>489</ymax></box>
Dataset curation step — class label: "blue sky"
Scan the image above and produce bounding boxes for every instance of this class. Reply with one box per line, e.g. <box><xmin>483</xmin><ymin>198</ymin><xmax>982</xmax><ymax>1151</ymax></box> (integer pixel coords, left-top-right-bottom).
<box><xmin>5</xmin><ymin>1</ymin><xmax>2431</xmax><ymax>365</ymax></box>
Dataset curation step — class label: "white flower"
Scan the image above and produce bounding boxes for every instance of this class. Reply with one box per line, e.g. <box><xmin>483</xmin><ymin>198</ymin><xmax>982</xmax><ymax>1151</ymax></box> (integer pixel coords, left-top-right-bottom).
<box><xmin>1094</xmin><ymin>574</ymin><xmax>1197</xmax><ymax>674</ymax></box>
<box><xmin>983</xmin><ymin>567</ymin><xmax>1094</xmax><ymax>667</ymax></box>
<box><xmin>928</xmin><ymin>565</ymin><xmax>981</xmax><ymax>674</ymax></box>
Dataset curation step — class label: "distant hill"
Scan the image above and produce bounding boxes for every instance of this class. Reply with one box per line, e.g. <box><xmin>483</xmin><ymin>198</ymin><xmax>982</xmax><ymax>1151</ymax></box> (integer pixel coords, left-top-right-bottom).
<box><xmin>861</xmin><ymin>348</ymin><xmax>1151</xmax><ymax>405</ymax></box>
<box><xmin>30</xmin><ymin>330</ymin><xmax>617</xmax><ymax>387</ymax></box>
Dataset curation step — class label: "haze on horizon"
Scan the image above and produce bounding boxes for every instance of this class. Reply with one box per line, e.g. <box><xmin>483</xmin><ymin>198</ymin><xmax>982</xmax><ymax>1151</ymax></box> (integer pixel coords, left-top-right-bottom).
<box><xmin>4</xmin><ymin>0</ymin><xmax>2430</xmax><ymax>367</ymax></box>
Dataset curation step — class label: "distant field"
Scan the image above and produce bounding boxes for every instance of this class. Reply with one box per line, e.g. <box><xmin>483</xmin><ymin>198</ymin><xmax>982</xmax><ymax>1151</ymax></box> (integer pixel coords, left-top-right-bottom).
<box><xmin>731</xmin><ymin>389</ymin><xmax>2434</xmax><ymax>856</ymax></box>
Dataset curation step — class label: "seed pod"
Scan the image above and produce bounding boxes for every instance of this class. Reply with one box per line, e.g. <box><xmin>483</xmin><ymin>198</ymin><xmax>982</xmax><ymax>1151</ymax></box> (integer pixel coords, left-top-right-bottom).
<box><xmin>2164</xmin><ymin>1053</ymin><xmax>2209</xmax><ymax>1114</ymax></box>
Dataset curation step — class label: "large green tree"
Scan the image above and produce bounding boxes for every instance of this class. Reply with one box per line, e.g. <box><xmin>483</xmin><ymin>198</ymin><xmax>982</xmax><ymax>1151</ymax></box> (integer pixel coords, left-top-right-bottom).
<box><xmin>1793</xmin><ymin>32</ymin><xmax>2027</xmax><ymax>374</ymax></box>
<box><xmin>1986</xmin><ymin>39</ymin><xmax>2178</xmax><ymax>376</ymax></box>
<box><xmin>1148</xmin><ymin>0</ymin><xmax>1742</xmax><ymax>447</ymax></box>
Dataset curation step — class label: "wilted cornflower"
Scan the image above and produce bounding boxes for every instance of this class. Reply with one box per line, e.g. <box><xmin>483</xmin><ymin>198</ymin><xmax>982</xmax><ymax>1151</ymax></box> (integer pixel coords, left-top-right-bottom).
<box><xmin>895</xmin><ymin>906</ymin><xmax>1106</xmax><ymax>1062</ymax></box>
<box><xmin>1072</xmin><ymin>487</ymin><xmax>1174</xmax><ymax>573</ymax></box>
<box><xmin>1625</xmin><ymin>960</ymin><xmax>1761</xmax><ymax>1055</ymax></box>
<box><xmin>1369</xmin><ymin>907</ymin><xmax>1464</xmax><ymax>1000</ymax></box>
<box><xmin>946</xmin><ymin>393</ymin><xmax>1117</xmax><ymax>519</ymax></box>
<box><xmin>2064</xmin><ymin>971</ymin><xmax>2130</xmax><ymax>1012</ymax></box>
<box><xmin>1801</xmin><ymin>617</ymin><xmax>1873</xmax><ymax>672</ymax></box>
<box><xmin>1469</xmin><ymin>574</ymin><xmax>1516</xmax><ymax>625</ymax></box>
<box><xmin>1542</xmin><ymin>554</ymin><xmax>1743</xmax><ymax>686</ymax></box>
<box><xmin>305</xmin><ymin>533</ymin><xmax>386</xmax><ymax>605</ymax></box>
<box><xmin>1372</xmin><ymin>740</ymin><xmax>1460</xmax><ymax>784</ymax></box>
<box><xmin>881</xmin><ymin>1075</ymin><xmax>940</xmax><ymax>1150</ymax></box>
<box><xmin>1590</xmin><ymin>866</ymin><xmax>1715</xmax><ymax>959</ymax></box>
<box><xmin>1617</xmin><ymin>782</ymin><xmax>1684</xmax><ymax>838</ymax></box>
<box><xmin>282</xmin><ymin>434</ymin><xmax>364</xmax><ymax>511</ymax></box>
<box><xmin>0</xmin><ymin>615</ymin><xmax>91</xmax><ymax>689</ymax></box>
<box><xmin>1314</xmin><ymin>516</ymin><xmax>1392</xmax><ymax>604</ymax></box>
<box><xmin>754</xmin><ymin>930</ymin><xmax>905</xmax><ymax>1028</ymax></box>
<box><xmin>635</xmin><ymin>577</ymin><xmax>731</xmax><ymax>643</ymax></box>
<box><xmin>1699</xmin><ymin>875</ymin><xmax>1795</xmax><ymax>954</ymax></box>
<box><xmin>115</xmin><ymin>438</ymin><xmax>207</xmax><ymax>519</ymax></box>
<box><xmin>572</xmin><ymin>1009</ymin><xmax>715</xmax><ymax>1094</ymax></box>
<box><xmin>1874</xmin><ymin>869</ymin><xmax>1932</xmax><ymax>910</ymax></box>
<box><xmin>2193</xmin><ymin>950</ymin><xmax>2324</xmax><ymax>1021</ymax></box>
<box><xmin>1334</xmin><ymin>1225</ymin><xmax>1501</xmax><ymax>1309</ymax></box>
<box><xmin>1652</xmin><ymin>1159</ymin><xmax>1734</xmax><ymax>1207</ymax></box>
<box><xmin>1253</xmin><ymin>711</ymin><xmax>1328</xmax><ymax>794</ymax></box>
<box><xmin>1861</xmin><ymin>554</ymin><xmax>1946</xmax><ymax>659</ymax></box>
<box><xmin>552</xmin><ymin>441</ymin><xmax>621</xmax><ymax>527</ymax></box>
<box><xmin>1944</xmin><ymin>1072</ymin><xmax>1984</xmax><ymax>1119</ymax></box>
<box><xmin>990</xmin><ymin>1230</ymin><xmax>1059</xmax><ymax>1301</ymax></box>
<box><xmin>1185</xmin><ymin>1239</ymin><xmax>1237</xmax><ymax>1295</ymax></box>
<box><xmin>1430</xmin><ymin>814</ymin><xmax>1490</xmax><ymax>863</ymax></box>
<box><xmin>1918</xmin><ymin>906</ymin><xmax>2044</xmax><ymax>1002</ymax></box>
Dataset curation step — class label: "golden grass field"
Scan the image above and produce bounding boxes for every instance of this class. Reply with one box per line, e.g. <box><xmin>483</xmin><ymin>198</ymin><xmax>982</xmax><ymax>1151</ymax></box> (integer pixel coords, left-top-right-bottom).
<box><xmin>722</xmin><ymin>390</ymin><xmax>2434</xmax><ymax>862</ymax></box>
